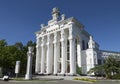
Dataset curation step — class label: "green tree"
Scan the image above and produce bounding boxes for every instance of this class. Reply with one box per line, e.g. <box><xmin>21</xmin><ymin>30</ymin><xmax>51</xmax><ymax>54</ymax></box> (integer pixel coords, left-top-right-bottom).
<box><xmin>87</xmin><ymin>65</ymin><xmax>103</xmax><ymax>76</ymax></box>
<box><xmin>0</xmin><ymin>39</ymin><xmax>7</xmax><ymax>47</ymax></box>
<box><xmin>0</xmin><ymin>40</ymin><xmax>36</xmax><ymax>76</ymax></box>
<box><xmin>88</xmin><ymin>56</ymin><xmax>120</xmax><ymax>79</ymax></box>
<box><xmin>76</xmin><ymin>65</ymin><xmax>82</xmax><ymax>75</ymax></box>
<box><xmin>103</xmin><ymin>56</ymin><xmax>120</xmax><ymax>79</ymax></box>
<box><xmin>26</xmin><ymin>40</ymin><xmax>36</xmax><ymax>47</ymax></box>
<box><xmin>0</xmin><ymin>46</ymin><xmax>22</xmax><ymax>74</ymax></box>
<box><xmin>14</xmin><ymin>42</ymin><xmax>23</xmax><ymax>50</ymax></box>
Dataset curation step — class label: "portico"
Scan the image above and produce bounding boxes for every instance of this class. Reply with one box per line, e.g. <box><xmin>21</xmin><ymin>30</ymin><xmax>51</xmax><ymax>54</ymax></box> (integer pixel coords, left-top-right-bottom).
<box><xmin>35</xmin><ymin>7</ymin><xmax>85</xmax><ymax>75</ymax></box>
<box><xmin>36</xmin><ymin>27</ymin><xmax>78</xmax><ymax>75</ymax></box>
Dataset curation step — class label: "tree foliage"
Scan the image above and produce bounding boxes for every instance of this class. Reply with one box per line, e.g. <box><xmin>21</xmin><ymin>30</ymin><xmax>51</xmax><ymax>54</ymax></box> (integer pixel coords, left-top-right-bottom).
<box><xmin>76</xmin><ymin>65</ymin><xmax>82</xmax><ymax>75</ymax></box>
<box><xmin>0</xmin><ymin>39</ymin><xmax>7</xmax><ymax>47</ymax></box>
<box><xmin>0</xmin><ymin>40</ymin><xmax>36</xmax><ymax>76</ymax></box>
<box><xmin>88</xmin><ymin>56</ymin><xmax>120</xmax><ymax>79</ymax></box>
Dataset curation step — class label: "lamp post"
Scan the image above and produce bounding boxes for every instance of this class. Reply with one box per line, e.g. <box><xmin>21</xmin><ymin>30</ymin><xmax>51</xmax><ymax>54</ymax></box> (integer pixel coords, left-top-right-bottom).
<box><xmin>25</xmin><ymin>46</ymin><xmax>34</xmax><ymax>80</ymax></box>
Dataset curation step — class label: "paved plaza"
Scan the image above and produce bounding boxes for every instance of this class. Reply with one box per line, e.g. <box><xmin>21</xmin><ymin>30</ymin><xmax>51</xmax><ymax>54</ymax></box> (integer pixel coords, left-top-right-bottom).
<box><xmin>0</xmin><ymin>80</ymin><xmax>120</xmax><ymax>84</ymax></box>
<box><xmin>0</xmin><ymin>76</ymin><xmax>120</xmax><ymax>84</ymax></box>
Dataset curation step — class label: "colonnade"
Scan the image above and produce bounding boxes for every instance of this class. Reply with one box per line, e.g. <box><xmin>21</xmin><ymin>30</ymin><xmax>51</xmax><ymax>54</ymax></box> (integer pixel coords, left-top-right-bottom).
<box><xmin>35</xmin><ymin>28</ymin><xmax>78</xmax><ymax>75</ymax></box>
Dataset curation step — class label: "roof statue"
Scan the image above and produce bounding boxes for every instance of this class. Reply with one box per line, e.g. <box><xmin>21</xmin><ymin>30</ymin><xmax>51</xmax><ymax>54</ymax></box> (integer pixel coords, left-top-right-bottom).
<box><xmin>52</xmin><ymin>7</ymin><xmax>60</xmax><ymax>20</ymax></box>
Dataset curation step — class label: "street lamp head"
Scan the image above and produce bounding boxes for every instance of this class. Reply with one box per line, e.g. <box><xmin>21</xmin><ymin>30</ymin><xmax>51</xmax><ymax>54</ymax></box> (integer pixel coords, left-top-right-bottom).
<box><xmin>28</xmin><ymin>46</ymin><xmax>34</xmax><ymax>53</ymax></box>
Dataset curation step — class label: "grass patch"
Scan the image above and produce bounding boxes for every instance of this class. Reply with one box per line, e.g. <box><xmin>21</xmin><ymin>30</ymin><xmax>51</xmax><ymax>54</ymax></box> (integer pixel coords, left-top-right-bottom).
<box><xmin>73</xmin><ymin>77</ymin><xmax>97</xmax><ymax>82</ymax></box>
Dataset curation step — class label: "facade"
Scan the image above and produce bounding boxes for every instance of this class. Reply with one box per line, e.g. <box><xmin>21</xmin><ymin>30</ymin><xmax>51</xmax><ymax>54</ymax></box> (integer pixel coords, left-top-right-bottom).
<box><xmin>100</xmin><ymin>50</ymin><xmax>120</xmax><ymax>64</ymax></box>
<box><xmin>35</xmin><ymin>7</ymin><xmax>120</xmax><ymax>75</ymax></box>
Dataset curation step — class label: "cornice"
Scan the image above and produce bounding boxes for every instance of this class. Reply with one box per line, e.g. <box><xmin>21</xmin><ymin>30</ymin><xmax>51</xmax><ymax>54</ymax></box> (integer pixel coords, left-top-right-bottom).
<box><xmin>100</xmin><ymin>50</ymin><xmax>120</xmax><ymax>54</ymax></box>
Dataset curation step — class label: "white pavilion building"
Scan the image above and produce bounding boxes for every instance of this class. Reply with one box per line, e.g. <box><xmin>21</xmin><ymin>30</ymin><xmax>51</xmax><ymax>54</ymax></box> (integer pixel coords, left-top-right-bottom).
<box><xmin>35</xmin><ymin>7</ymin><xmax>120</xmax><ymax>76</ymax></box>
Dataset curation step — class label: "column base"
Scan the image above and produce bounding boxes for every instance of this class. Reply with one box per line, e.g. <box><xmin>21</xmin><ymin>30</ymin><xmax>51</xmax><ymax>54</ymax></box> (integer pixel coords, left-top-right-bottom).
<box><xmin>57</xmin><ymin>73</ymin><xmax>66</xmax><ymax>76</ymax></box>
<box><xmin>53</xmin><ymin>74</ymin><xmax>58</xmax><ymax>76</ymax></box>
<box><xmin>38</xmin><ymin>73</ymin><xmax>44</xmax><ymax>75</ymax></box>
<box><xmin>53</xmin><ymin>72</ymin><xmax>58</xmax><ymax>75</ymax></box>
<box><xmin>46</xmin><ymin>73</ymin><xmax>51</xmax><ymax>75</ymax></box>
<box><xmin>25</xmin><ymin>74</ymin><xmax>32</xmax><ymax>80</ymax></box>
<box><xmin>38</xmin><ymin>73</ymin><xmax>50</xmax><ymax>75</ymax></box>
<box><xmin>65</xmin><ymin>73</ymin><xmax>76</xmax><ymax>76</ymax></box>
<box><xmin>57</xmin><ymin>73</ymin><xmax>76</xmax><ymax>76</ymax></box>
<box><xmin>35</xmin><ymin>71</ymin><xmax>41</xmax><ymax>74</ymax></box>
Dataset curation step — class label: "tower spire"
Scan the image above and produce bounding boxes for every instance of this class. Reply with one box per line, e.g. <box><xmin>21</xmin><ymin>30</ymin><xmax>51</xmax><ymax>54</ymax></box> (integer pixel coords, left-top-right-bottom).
<box><xmin>88</xmin><ymin>36</ymin><xmax>95</xmax><ymax>49</ymax></box>
<box><xmin>52</xmin><ymin>7</ymin><xmax>60</xmax><ymax>20</ymax></box>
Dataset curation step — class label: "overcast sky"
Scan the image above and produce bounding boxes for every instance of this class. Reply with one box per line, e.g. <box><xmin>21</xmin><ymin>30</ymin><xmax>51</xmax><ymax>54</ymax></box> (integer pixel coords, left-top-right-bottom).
<box><xmin>0</xmin><ymin>0</ymin><xmax>120</xmax><ymax>52</ymax></box>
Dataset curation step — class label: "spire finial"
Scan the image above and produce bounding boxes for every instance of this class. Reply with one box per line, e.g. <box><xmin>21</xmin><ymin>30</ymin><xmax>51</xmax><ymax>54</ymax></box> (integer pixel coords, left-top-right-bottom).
<box><xmin>52</xmin><ymin>7</ymin><xmax>60</xmax><ymax>20</ymax></box>
<box><xmin>61</xmin><ymin>14</ymin><xmax>66</xmax><ymax>20</ymax></box>
<box><xmin>88</xmin><ymin>35</ymin><xmax>95</xmax><ymax>48</ymax></box>
<box><xmin>90</xmin><ymin>36</ymin><xmax>93</xmax><ymax>41</ymax></box>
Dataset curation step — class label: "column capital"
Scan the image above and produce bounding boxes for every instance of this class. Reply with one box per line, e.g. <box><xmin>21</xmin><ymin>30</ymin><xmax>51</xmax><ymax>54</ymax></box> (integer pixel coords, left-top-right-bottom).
<box><xmin>69</xmin><ymin>27</ymin><xmax>73</xmax><ymax>34</ymax></box>
<box><xmin>54</xmin><ymin>32</ymin><xmax>57</xmax><ymax>37</ymax></box>
<box><xmin>68</xmin><ymin>36</ymin><xmax>73</xmax><ymax>40</ymax></box>
<box><xmin>27</xmin><ymin>52</ymin><xmax>34</xmax><ymax>56</ymax></box>
<box><xmin>41</xmin><ymin>43</ymin><xmax>45</xmax><ymax>47</ymax></box>
<box><xmin>60</xmin><ymin>38</ymin><xmax>64</xmax><ymax>42</ymax></box>
<box><xmin>69</xmin><ymin>27</ymin><xmax>75</xmax><ymax>40</ymax></box>
<box><xmin>53</xmin><ymin>41</ymin><xmax>59</xmax><ymax>44</ymax></box>
<box><xmin>60</xmin><ymin>29</ymin><xmax>65</xmax><ymax>42</ymax></box>
<box><xmin>41</xmin><ymin>36</ymin><xmax>45</xmax><ymax>41</ymax></box>
<box><xmin>61</xmin><ymin>29</ymin><xmax>65</xmax><ymax>37</ymax></box>
<box><xmin>41</xmin><ymin>37</ymin><xmax>45</xmax><ymax>46</ymax></box>
<box><xmin>46</xmin><ymin>34</ymin><xmax>51</xmax><ymax>46</ymax></box>
<box><xmin>53</xmin><ymin>32</ymin><xmax>58</xmax><ymax>44</ymax></box>
<box><xmin>53</xmin><ymin>42</ymin><xmax>59</xmax><ymax>47</ymax></box>
<box><xmin>68</xmin><ymin>35</ymin><xmax>75</xmax><ymax>40</ymax></box>
<box><xmin>46</xmin><ymin>42</ymin><xmax>50</xmax><ymax>45</ymax></box>
<box><xmin>47</xmin><ymin>34</ymin><xmax>51</xmax><ymax>41</ymax></box>
<box><xmin>36</xmin><ymin>37</ymin><xmax>40</xmax><ymax>41</ymax></box>
<box><xmin>46</xmin><ymin>42</ymin><xmax>52</xmax><ymax>46</ymax></box>
<box><xmin>36</xmin><ymin>45</ymin><xmax>41</xmax><ymax>48</ymax></box>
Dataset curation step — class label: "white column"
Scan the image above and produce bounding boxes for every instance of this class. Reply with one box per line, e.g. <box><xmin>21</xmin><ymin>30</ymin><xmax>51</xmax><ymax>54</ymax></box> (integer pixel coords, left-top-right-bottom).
<box><xmin>69</xmin><ymin>28</ymin><xmax>76</xmax><ymax>75</ymax></box>
<box><xmin>77</xmin><ymin>38</ymin><xmax>82</xmax><ymax>67</ymax></box>
<box><xmin>60</xmin><ymin>30</ymin><xmax>66</xmax><ymax>74</ymax></box>
<box><xmin>65</xmin><ymin>39</ymin><xmax>67</xmax><ymax>73</ymax></box>
<box><xmin>41</xmin><ymin>37</ymin><xmax>46</xmax><ymax>74</ymax></box>
<box><xmin>57</xmin><ymin>42</ymin><xmax>60</xmax><ymax>73</ymax></box>
<box><xmin>25</xmin><ymin>47</ymin><xmax>34</xmax><ymax>80</ymax></box>
<box><xmin>53</xmin><ymin>32</ymin><xmax>59</xmax><ymax>74</ymax></box>
<box><xmin>35</xmin><ymin>38</ymin><xmax>41</xmax><ymax>73</ymax></box>
<box><xmin>50</xmin><ymin>41</ymin><xmax>54</xmax><ymax>73</ymax></box>
<box><xmin>46</xmin><ymin>34</ymin><xmax>51</xmax><ymax>74</ymax></box>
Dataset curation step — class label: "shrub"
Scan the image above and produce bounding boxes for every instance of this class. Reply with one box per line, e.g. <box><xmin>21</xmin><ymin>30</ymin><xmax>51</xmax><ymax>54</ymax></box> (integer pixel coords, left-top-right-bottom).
<box><xmin>76</xmin><ymin>65</ymin><xmax>82</xmax><ymax>75</ymax></box>
<box><xmin>73</xmin><ymin>77</ymin><xmax>97</xmax><ymax>82</ymax></box>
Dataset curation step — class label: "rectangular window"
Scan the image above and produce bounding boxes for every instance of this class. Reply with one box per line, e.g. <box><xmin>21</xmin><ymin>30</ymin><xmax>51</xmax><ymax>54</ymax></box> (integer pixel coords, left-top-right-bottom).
<box><xmin>60</xmin><ymin>42</ymin><xmax>61</xmax><ymax>58</ymax></box>
<box><xmin>67</xmin><ymin>40</ymin><xmax>69</xmax><ymax>60</ymax></box>
<box><xmin>82</xmin><ymin>40</ymin><xmax>85</xmax><ymax>50</ymax></box>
